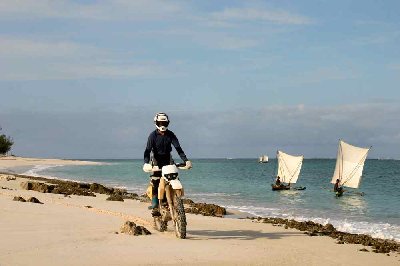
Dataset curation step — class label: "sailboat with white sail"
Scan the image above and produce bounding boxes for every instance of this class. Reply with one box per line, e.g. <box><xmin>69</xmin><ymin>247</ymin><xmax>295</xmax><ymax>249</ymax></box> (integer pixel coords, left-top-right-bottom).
<box><xmin>271</xmin><ymin>150</ymin><xmax>305</xmax><ymax>191</ymax></box>
<box><xmin>258</xmin><ymin>155</ymin><xmax>268</xmax><ymax>163</ymax></box>
<box><xmin>331</xmin><ymin>140</ymin><xmax>371</xmax><ymax>197</ymax></box>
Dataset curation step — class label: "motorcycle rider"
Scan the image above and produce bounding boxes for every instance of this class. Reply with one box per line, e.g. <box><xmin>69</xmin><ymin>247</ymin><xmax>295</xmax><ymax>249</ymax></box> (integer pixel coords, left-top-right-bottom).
<box><xmin>143</xmin><ymin>112</ymin><xmax>192</xmax><ymax>215</ymax></box>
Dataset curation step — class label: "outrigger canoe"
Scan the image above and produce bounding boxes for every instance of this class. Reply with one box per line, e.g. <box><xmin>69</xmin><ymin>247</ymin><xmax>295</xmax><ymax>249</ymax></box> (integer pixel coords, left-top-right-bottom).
<box><xmin>271</xmin><ymin>150</ymin><xmax>306</xmax><ymax>191</ymax></box>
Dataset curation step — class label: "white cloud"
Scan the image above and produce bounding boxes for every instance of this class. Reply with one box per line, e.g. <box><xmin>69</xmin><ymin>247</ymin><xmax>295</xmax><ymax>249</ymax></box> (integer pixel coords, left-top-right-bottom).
<box><xmin>280</xmin><ymin>66</ymin><xmax>359</xmax><ymax>86</ymax></box>
<box><xmin>0</xmin><ymin>62</ymin><xmax>172</xmax><ymax>81</ymax></box>
<box><xmin>350</xmin><ymin>31</ymin><xmax>400</xmax><ymax>46</ymax></box>
<box><xmin>0</xmin><ymin>1</ymin><xmax>313</xmax><ymax>26</ymax></box>
<box><xmin>354</xmin><ymin>20</ymin><xmax>392</xmax><ymax>27</ymax></box>
<box><xmin>0</xmin><ymin>1</ymin><xmax>313</xmax><ymax>53</ymax></box>
<box><xmin>0</xmin><ymin>37</ymin><xmax>105</xmax><ymax>58</ymax></box>
<box><xmin>59</xmin><ymin>63</ymin><xmax>172</xmax><ymax>79</ymax></box>
<box><xmin>211</xmin><ymin>7</ymin><xmax>313</xmax><ymax>25</ymax></box>
<box><xmin>201</xmin><ymin>35</ymin><xmax>260</xmax><ymax>50</ymax></box>
<box><xmin>0</xmin><ymin>0</ymin><xmax>184</xmax><ymax>21</ymax></box>
<box><xmin>4</xmin><ymin>103</ymin><xmax>399</xmax><ymax>158</ymax></box>
<box><xmin>0</xmin><ymin>37</ymin><xmax>175</xmax><ymax>80</ymax></box>
<box><xmin>137</xmin><ymin>27</ymin><xmax>261</xmax><ymax>50</ymax></box>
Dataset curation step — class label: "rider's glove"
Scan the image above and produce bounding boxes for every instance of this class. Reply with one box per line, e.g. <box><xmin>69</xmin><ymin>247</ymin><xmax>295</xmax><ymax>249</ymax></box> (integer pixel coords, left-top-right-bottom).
<box><xmin>143</xmin><ymin>163</ymin><xmax>152</xmax><ymax>172</ymax></box>
<box><xmin>185</xmin><ymin>160</ymin><xmax>192</xmax><ymax>169</ymax></box>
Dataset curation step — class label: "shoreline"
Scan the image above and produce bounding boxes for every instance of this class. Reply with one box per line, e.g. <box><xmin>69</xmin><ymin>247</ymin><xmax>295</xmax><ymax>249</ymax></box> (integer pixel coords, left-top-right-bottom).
<box><xmin>1</xmin><ymin>172</ymin><xmax>399</xmax><ymax>265</ymax></box>
<box><xmin>2</xmin><ymin>171</ymin><xmax>399</xmax><ymax>252</ymax></box>
<box><xmin>1</xmin><ymin>162</ymin><xmax>399</xmax><ymax>244</ymax></box>
<box><xmin>1</xmin><ymin>157</ymin><xmax>399</xmax><ymax>243</ymax></box>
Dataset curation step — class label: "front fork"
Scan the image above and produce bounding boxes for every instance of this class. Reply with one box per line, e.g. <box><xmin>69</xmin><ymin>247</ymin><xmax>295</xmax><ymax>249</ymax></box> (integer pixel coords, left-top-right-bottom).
<box><xmin>158</xmin><ymin>177</ymin><xmax>183</xmax><ymax>221</ymax></box>
<box><xmin>164</xmin><ymin>186</ymin><xmax>183</xmax><ymax>223</ymax></box>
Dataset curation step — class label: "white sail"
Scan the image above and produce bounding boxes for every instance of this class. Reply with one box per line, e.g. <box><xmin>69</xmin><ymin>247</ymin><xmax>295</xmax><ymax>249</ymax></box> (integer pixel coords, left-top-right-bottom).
<box><xmin>277</xmin><ymin>150</ymin><xmax>304</xmax><ymax>184</ymax></box>
<box><xmin>259</xmin><ymin>155</ymin><xmax>268</xmax><ymax>163</ymax></box>
<box><xmin>331</xmin><ymin>140</ymin><xmax>370</xmax><ymax>189</ymax></box>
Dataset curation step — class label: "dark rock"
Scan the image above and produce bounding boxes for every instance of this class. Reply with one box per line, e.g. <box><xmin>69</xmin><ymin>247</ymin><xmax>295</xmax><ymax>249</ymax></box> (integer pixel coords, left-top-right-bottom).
<box><xmin>5</xmin><ymin>175</ymin><xmax>16</xmax><ymax>181</ymax></box>
<box><xmin>13</xmin><ymin>196</ymin><xmax>26</xmax><ymax>202</ymax></box>
<box><xmin>120</xmin><ymin>221</ymin><xmax>151</xmax><ymax>236</ymax></box>
<box><xmin>123</xmin><ymin>193</ymin><xmax>139</xmax><ymax>200</ymax></box>
<box><xmin>90</xmin><ymin>183</ymin><xmax>113</xmax><ymax>195</ymax></box>
<box><xmin>106</xmin><ymin>194</ymin><xmax>124</xmax><ymax>202</ymax></box>
<box><xmin>359</xmin><ymin>248</ymin><xmax>369</xmax><ymax>252</ymax></box>
<box><xmin>53</xmin><ymin>184</ymin><xmax>96</xmax><ymax>197</ymax></box>
<box><xmin>185</xmin><ymin>202</ymin><xmax>226</xmax><ymax>217</ymax></box>
<box><xmin>138</xmin><ymin>194</ymin><xmax>151</xmax><ymax>203</ymax></box>
<box><xmin>322</xmin><ymin>223</ymin><xmax>336</xmax><ymax>233</ymax></box>
<box><xmin>84</xmin><ymin>205</ymin><xmax>93</xmax><ymax>208</ymax></box>
<box><xmin>78</xmin><ymin>183</ymin><xmax>90</xmax><ymax>189</ymax></box>
<box><xmin>182</xmin><ymin>198</ymin><xmax>194</xmax><ymax>205</ymax></box>
<box><xmin>249</xmin><ymin>216</ymin><xmax>400</xmax><ymax>254</ymax></box>
<box><xmin>12</xmin><ymin>174</ymin><xmax>131</xmax><ymax>198</ymax></box>
<box><xmin>27</xmin><ymin>197</ymin><xmax>43</xmax><ymax>204</ymax></box>
<box><xmin>20</xmin><ymin>181</ymin><xmax>55</xmax><ymax>193</ymax></box>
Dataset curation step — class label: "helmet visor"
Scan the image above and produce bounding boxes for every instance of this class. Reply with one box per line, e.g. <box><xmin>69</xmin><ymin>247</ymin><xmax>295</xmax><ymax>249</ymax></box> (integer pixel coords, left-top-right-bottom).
<box><xmin>156</xmin><ymin>120</ymin><xmax>169</xmax><ymax>127</ymax></box>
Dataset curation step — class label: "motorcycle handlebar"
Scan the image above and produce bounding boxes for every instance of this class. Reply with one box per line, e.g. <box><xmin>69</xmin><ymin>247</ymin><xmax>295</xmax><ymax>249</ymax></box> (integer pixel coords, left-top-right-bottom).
<box><xmin>144</xmin><ymin>163</ymin><xmax>191</xmax><ymax>173</ymax></box>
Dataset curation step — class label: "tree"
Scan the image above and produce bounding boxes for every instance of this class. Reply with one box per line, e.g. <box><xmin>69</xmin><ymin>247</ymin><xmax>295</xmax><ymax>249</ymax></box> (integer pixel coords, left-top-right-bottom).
<box><xmin>0</xmin><ymin>134</ymin><xmax>13</xmax><ymax>155</ymax></box>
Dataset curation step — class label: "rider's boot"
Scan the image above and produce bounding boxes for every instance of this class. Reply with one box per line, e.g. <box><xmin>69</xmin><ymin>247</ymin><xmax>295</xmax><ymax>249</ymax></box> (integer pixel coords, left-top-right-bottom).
<box><xmin>148</xmin><ymin>196</ymin><xmax>159</xmax><ymax>209</ymax></box>
<box><xmin>149</xmin><ymin>196</ymin><xmax>161</xmax><ymax>217</ymax></box>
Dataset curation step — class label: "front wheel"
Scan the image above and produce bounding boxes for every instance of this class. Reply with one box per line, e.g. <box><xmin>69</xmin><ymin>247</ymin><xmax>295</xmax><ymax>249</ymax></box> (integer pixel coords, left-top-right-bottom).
<box><xmin>173</xmin><ymin>194</ymin><xmax>187</xmax><ymax>239</ymax></box>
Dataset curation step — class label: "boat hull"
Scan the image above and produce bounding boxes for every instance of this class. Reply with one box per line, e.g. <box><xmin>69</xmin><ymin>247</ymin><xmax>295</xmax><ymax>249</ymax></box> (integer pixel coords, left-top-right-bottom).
<box><xmin>271</xmin><ymin>184</ymin><xmax>306</xmax><ymax>191</ymax></box>
<box><xmin>271</xmin><ymin>184</ymin><xmax>290</xmax><ymax>191</ymax></box>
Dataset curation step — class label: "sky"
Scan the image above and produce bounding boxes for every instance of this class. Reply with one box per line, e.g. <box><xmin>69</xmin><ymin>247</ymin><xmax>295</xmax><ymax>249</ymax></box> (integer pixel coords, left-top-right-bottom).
<box><xmin>0</xmin><ymin>0</ymin><xmax>399</xmax><ymax>159</ymax></box>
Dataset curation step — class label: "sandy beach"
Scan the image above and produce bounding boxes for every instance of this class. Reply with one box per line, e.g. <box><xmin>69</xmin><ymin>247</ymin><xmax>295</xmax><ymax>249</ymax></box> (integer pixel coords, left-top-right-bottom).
<box><xmin>0</xmin><ymin>159</ymin><xmax>398</xmax><ymax>265</ymax></box>
<box><xmin>0</xmin><ymin>156</ymin><xmax>100</xmax><ymax>170</ymax></box>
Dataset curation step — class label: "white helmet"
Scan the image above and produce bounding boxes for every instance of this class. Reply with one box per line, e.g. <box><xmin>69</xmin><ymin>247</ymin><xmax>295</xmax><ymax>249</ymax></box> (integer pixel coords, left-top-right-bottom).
<box><xmin>154</xmin><ymin>112</ymin><xmax>169</xmax><ymax>132</ymax></box>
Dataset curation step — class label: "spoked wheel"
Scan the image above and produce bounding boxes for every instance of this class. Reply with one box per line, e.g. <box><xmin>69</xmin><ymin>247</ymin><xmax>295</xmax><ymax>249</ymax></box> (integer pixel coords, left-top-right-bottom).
<box><xmin>173</xmin><ymin>194</ymin><xmax>187</xmax><ymax>239</ymax></box>
<box><xmin>153</xmin><ymin>217</ymin><xmax>167</xmax><ymax>232</ymax></box>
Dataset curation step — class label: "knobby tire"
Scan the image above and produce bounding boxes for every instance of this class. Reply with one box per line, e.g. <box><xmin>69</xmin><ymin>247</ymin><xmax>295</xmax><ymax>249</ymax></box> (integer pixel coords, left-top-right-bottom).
<box><xmin>174</xmin><ymin>195</ymin><xmax>187</xmax><ymax>239</ymax></box>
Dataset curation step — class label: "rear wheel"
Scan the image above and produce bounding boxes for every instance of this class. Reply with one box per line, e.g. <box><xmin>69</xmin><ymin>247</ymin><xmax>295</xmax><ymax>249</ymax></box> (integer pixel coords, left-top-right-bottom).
<box><xmin>173</xmin><ymin>194</ymin><xmax>187</xmax><ymax>239</ymax></box>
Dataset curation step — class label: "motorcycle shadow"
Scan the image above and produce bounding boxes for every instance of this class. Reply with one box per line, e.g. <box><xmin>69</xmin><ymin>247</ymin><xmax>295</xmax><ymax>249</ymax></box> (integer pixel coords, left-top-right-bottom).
<box><xmin>187</xmin><ymin>230</ymin><xmax>304</xmax><ymax>241</ymax></box>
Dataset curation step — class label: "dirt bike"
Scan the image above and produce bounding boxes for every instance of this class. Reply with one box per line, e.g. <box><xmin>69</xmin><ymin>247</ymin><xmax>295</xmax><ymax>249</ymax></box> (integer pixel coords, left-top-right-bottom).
<box><xmin>145</xmin><ymin>163</ymin><xmax>190</xmax><ymax>239</ymax></box>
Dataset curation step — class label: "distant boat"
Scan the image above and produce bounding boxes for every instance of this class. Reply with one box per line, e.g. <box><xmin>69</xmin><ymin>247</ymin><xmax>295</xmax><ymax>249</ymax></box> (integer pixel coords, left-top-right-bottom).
<box><xmin>258</xmin><ymin>155</ymin><xmax>268</xmax><ymax>163</ymax></box>
<box><xmin>331</xmin><ymin>140</ymin><xmax>371</xmax><ymax>197</ymax></box>
<box><xmin>271</xmin><ymin>150</ymin><xmax>305</xmax><ymax>191</ymax></box>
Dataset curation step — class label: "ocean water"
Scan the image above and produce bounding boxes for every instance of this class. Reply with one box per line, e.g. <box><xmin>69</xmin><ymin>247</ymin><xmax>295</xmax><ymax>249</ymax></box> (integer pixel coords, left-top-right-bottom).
<box><xmin>20</xmin><ymin>159</ymin><xmax>400</xmax><ymax>241</ymax></box>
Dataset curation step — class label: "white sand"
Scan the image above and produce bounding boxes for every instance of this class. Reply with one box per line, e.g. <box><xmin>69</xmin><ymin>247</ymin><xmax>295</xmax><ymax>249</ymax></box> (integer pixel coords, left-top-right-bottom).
<box><xmin>0</xmin><ymin>156</ymin><xmax>100</xmax><ymax>170</ymax></box>
<box><xmin>0</xmin><ymin>173</ymin><xmax>399</xmax><ymax>266</ymax></box>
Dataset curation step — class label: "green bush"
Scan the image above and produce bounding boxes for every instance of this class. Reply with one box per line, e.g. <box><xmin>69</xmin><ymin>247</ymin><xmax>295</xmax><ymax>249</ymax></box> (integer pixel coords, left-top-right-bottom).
<box><xmin>0</xmin><ymin>134</ymin><xmax>13</xmax><ymax>155</ymax></box>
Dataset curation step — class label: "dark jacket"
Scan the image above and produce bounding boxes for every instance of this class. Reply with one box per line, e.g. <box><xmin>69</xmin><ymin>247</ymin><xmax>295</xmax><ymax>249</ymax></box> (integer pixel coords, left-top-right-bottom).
<box><xmin>144</xmin><ymin>130</ymin><xmax>188</xmax><ymax>166</ymax></box>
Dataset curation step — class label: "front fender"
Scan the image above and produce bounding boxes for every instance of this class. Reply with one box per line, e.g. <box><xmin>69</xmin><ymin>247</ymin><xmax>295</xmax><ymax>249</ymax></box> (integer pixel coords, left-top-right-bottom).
<box><xmin>170</xmin><ymin>179</ymin><xmax>183</xmax><ymax>190</ymax></box>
